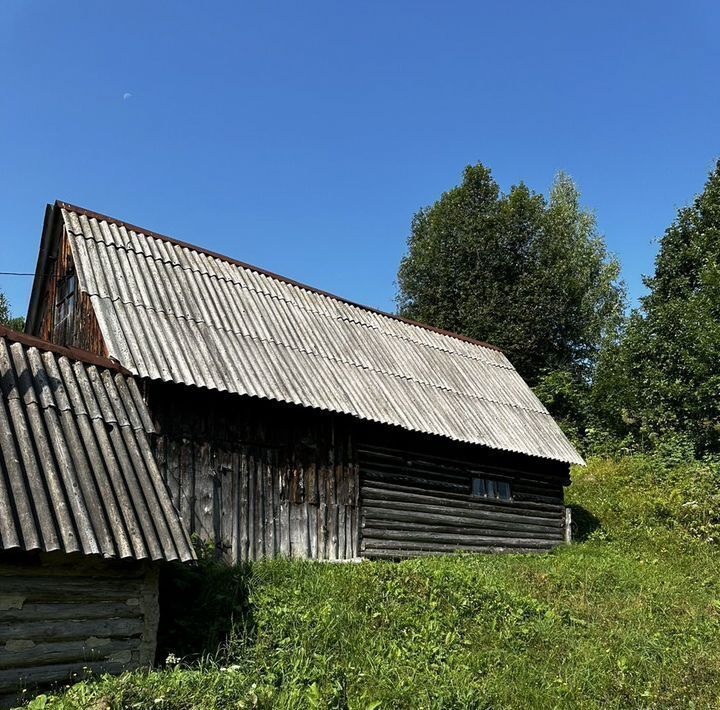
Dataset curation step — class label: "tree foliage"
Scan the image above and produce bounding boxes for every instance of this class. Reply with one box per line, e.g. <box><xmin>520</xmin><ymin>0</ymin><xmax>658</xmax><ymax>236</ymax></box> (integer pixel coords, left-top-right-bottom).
<box><xmin>0</xmin><ymin>289</ymin><xmax>24</xmax><ymax>331</ymax></box>
<box><xmin>595</xmin><ymin>160</ymin><xmax>720</xmax><ymax>455</ymax></box>
<box><xmin>397</xmin><ymin>164</ymin><xmax>623</xmax><ymax>385</ymax></box>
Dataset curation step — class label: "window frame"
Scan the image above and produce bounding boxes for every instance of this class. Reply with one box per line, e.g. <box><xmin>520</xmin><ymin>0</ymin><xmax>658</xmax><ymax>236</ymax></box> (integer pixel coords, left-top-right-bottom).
<box><xmin>471</xmin><ymin>475</ymin><xmax>512</xmax><ymax>502</ymax></box>
<box><xmin>55</xmin><ymin>271</ymin><xmax>77</xmax><ymax>326</ymax></box>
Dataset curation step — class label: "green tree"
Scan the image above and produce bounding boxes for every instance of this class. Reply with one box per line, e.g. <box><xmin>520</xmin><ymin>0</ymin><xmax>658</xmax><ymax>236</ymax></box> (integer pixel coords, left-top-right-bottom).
<box><xmin>397</xmin><ymin>164</ymin><xmax>624</xmax><ymax>385</ymax></box>
<box><xmin>596</xmin><ymin>160</ymin><xmax>720</xmax><ymax>455</ymax></box>
<box><xmin>0</xmin><ymin>290</ymin><xmax>25</xmax><ymax>331</ymax></box>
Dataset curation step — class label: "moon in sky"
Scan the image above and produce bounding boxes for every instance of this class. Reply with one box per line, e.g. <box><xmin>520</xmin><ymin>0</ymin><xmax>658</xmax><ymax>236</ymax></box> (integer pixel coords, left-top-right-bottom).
<box><xmin>123</xmin><ymin>92</ymin><xmax>132</xmax><ymax>100</ymax></box>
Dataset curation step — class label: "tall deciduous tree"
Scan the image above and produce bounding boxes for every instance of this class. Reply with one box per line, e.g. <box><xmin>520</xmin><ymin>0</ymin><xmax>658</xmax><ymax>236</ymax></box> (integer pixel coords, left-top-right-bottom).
<box><xmin>397</xmin><ymin>164</ymin><xmax>623</xmax><ymax>385</ymax></box>
<box><xmin>595</xmin><ymin>160</ymin><xmax>720</xmax><ymax>454</ymax></box>
<box><xmin>0</xmin><ymin>290</ymin><xmax>25</xmax><ymax>331</ymax></box>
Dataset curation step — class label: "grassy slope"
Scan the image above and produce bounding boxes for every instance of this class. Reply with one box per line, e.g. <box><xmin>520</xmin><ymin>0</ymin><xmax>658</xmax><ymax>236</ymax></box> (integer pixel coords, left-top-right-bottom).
<box><xmin>23</xmin><ymin>457</ymin><xmax>720</xmax><ymax>709</ymax></box>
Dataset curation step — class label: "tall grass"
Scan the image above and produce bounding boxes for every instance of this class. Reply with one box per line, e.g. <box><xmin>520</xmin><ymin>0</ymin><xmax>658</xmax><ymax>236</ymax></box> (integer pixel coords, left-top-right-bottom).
<box><xmin>23</xmin><ymin>455</ymin><xmax>720</xmax><ymax>709</ymax></box>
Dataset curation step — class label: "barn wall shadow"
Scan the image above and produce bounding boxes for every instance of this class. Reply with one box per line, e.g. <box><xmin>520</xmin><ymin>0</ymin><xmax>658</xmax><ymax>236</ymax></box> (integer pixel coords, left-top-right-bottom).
<box><xmin>568</xmin><ymin>504</ymin><xmax>601</xmax><ymax>541</ymax></box>
<box><xmin>156</xmin><ymin>554</ymin><xmax>254</xmax><ymax>662</ymax></box>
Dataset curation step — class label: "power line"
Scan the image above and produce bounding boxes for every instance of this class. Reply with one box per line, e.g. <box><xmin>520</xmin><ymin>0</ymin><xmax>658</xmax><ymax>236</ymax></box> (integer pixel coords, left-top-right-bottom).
<box><xmin>0</xmin><ymin>272</ymin><xmax>34</xmax><ymax>276</ymax></box>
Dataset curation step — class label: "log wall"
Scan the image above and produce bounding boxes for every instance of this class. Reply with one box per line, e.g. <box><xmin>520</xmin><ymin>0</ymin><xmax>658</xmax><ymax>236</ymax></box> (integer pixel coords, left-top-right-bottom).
<box><xmin>0</xmin><ymin>552</ymin><xmax>159</xmax><ymax>708</ymax></box>
<box><xmin>356</xmin><ymin>428</ymin><xmax>570</xmax><ymax>559</ymax></box>
<box><xmin>148</xmin><ymin>384</ymin><xmax>360</xmax><ymax>562</ymax></box>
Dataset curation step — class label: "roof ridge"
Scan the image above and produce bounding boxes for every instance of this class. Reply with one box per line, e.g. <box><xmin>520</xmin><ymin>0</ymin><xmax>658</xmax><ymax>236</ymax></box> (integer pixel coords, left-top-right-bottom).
<box><xmin>0</xmin><ymin>325</ymin><xmax>130</xmax><ymax>374</ymax></box>
<box><xmin>56</xmin><ymin>201</ymin><xmax>504</xmax><ymax>354</ymax></box>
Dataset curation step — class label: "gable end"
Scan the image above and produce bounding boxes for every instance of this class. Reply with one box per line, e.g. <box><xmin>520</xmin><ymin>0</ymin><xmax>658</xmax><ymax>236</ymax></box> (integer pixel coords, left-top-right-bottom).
<box><xmin>26</xmin><ymin>205</ymin><xmax>107</xmax><ymax>356</ymax></box>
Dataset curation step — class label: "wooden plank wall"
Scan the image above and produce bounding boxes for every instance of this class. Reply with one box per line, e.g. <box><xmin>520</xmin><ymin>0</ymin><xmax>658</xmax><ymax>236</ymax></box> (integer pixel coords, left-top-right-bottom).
<box><xmin>0</xmin><ymin>552</ymin><xmax>159</xmax><ymax>708</ymax></box>
<box><xmin>36</xmin><ymin>226</ymin><xmax>106</xmax><ymax>355</ymax></box>
<box><xmin>357</xmin><ymin>440</ymin><xmax>569</xmax><ymax>559</ymax></box>
<box><xmin>149</xmin><ymin>384</ymin><xmax>360</xmax><ymax>562</ymax></box>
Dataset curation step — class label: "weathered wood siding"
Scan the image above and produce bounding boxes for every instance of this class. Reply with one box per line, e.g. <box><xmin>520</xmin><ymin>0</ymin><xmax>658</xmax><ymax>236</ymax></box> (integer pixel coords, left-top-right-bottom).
<box><xmin>35</xmin><ymin>226</ymin><xmax>106</xmax><ymax>355</ymax></box>
<box><xmin>357</xmin><ymin>436</ymin><xmax>569</xmax><ymax>559</ymax></box>
<box><xmin>148</xmin><ymin>384</ymin><xmax>360</xmax><ymax>562</ymax></box>
<box><xmin>0</xmin><ymin>552</ymin><xmax>159</xmax><ymax>708</ymax></box>
<box><xmin>146</xmin><ymin>384</ymin><xmax>570</xmax><ymax>562</ymax></box>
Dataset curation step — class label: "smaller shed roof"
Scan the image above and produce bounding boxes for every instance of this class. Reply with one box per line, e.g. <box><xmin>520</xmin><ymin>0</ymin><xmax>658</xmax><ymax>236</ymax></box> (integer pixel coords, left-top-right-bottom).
<box><xmin>0</xmin><ymin>326</ymin><xmax>194</xmax><ymax>563</ymax></box>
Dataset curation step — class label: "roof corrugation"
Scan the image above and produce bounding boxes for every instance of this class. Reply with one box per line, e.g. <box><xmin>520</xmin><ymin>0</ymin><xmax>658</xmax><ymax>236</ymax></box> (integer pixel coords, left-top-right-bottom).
<box><xmin>60</xmin><ymin>205</ymin><xmax>584</xmax><ymax>466</ymax></box>
<box><xmin>0</xmin><ymin>328</ymin><xmax>195</xmax><ymax>562</ymax></box>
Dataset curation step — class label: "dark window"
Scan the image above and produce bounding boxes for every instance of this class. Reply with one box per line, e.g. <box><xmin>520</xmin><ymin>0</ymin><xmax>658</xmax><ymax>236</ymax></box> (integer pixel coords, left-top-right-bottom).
<box><xmin>471</xmin><ymin>478</ymin><xmax>486</xmax><ymax>497</ymax></box>
<box><xmin>471</xmin><ymin>476</ymin><xmax>512</xmax><ymax>501</ymax></box>
<box><xmin>497</xmin><ymin>481</ymin><xmax>511</xmax><ymax>500</ymax></box>
<box><xmin>55</xmin><ymin>272</ymin><xmax>76</xmax><ymax>324</ymax></box>
<box><xmin>486</xmin><ymin>478</ymin><xmax>496</xmax><ymax>498</ymax></box>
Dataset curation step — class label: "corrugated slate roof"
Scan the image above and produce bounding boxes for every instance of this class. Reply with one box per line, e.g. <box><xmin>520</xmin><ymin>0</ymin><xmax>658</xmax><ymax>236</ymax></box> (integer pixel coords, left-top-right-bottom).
<box><xmin>0</xmin><ymin>327</ymin><xmax>195</xmax><ymax>562</ymax></box>
<box><xmin>59</xmin><ymin>203</ymin><xmax>584</xmax><ymax>466</ymax></box>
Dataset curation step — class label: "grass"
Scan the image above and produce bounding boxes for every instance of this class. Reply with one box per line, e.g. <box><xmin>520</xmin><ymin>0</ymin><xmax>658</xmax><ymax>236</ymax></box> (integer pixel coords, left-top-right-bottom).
<box><xmin>21</xmin><ymin>455</ymin><xmax>720</xmax><ymax>709</ymax></box>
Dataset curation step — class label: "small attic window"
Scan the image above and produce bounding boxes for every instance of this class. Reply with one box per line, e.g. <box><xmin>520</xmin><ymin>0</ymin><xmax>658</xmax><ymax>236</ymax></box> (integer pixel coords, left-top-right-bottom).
<box><xmin>472</xmin><ymin>477</ymin><xmax>512</xmax><ymax>501</ymax></box>
<box><xmin>55</xmin><ymin>272</ymin><xmax>76</xmax><ymax>324</ymax></box>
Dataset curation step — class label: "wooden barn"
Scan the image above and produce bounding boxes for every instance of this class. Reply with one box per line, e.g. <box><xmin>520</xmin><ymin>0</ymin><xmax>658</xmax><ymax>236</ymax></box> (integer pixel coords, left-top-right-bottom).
<box><xmin>0</xmin><ymin>327</ymin><xmax>194</xmax><ymax>706</ymax></box>
<box><xmin>24</xmin><ymin>201</ymin><xmax>584</xmax><ymax>563</ymax></box>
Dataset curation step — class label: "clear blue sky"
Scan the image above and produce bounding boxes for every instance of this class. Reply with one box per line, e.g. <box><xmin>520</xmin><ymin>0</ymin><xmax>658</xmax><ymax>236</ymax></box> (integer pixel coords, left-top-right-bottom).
<box><xmin>1</xmin><ymin>1</ymin><xmax>719</xmax><ymax>321</ymax></box>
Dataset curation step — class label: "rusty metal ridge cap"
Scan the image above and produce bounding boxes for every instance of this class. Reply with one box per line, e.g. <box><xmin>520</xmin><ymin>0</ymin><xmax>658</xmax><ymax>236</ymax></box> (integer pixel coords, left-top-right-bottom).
<box><xmin>55</xmin><ymin>200</ymin><xmax>504</xmax><ymax>355</ymax></box>
<box><xmin>0</xmin><ymin>325</ymin><xmax>131</xmax><ymax>375</ymax></box>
